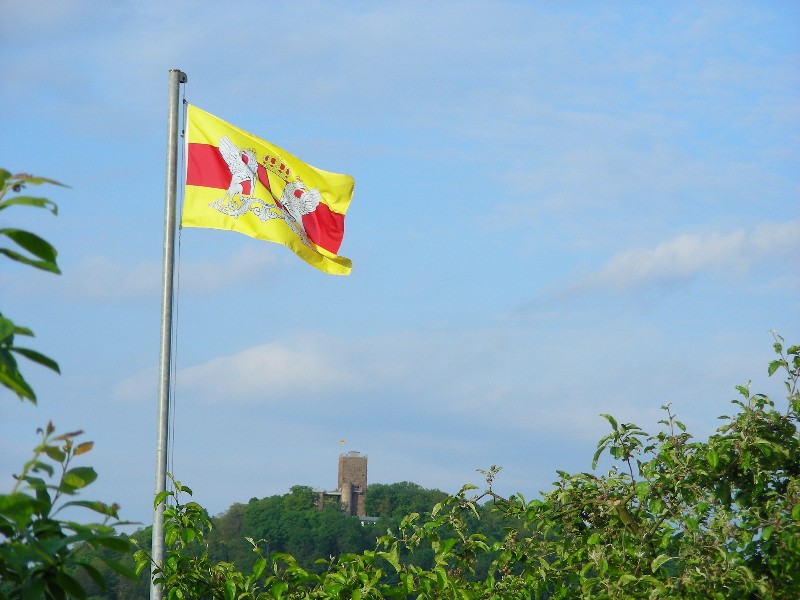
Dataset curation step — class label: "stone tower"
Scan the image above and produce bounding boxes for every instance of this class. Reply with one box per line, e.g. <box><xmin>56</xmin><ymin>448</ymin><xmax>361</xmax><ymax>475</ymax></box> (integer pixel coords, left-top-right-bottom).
<box><xmin>338</xmin><ymin>451</ymin><xmax>367</xmax><ymax>516</ymax></box>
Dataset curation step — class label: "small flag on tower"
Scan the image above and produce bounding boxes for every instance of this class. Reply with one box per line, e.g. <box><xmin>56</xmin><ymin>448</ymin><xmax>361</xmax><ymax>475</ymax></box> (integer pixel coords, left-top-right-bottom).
<box><xmin>182</xmin><ymin>105</ymin><xmax>354</xmax><ymax>275</ymax></box>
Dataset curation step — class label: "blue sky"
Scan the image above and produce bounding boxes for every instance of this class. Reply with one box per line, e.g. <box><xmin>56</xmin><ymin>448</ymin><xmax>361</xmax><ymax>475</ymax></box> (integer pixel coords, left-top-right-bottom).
<box><xmin>1</xmin><ymin>1</ymin><xmax>798</xmax><ymax>529</ymax></box>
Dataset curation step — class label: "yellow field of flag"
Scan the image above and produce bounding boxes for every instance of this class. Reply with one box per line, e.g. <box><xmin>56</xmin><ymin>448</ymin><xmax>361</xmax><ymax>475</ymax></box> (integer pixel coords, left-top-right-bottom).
<box><xmin>182</xmin><ymin>105</ymin><xmax>354</xmax><ymax>275</ymax></box>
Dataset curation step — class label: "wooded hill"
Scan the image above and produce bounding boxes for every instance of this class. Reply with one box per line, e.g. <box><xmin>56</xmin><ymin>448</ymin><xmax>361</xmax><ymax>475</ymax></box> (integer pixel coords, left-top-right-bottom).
<box><xmin>79</xmin><ymin>481</ymin><xmax>515</xmax><ymax>599</ymax></box>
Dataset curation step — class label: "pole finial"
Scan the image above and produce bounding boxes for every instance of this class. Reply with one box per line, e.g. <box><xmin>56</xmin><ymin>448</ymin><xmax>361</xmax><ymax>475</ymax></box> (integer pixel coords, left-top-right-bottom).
<box><xmin>169</xmin><ymin>68</ymin><xmax>188</xmax><ymax>83</ymax></box>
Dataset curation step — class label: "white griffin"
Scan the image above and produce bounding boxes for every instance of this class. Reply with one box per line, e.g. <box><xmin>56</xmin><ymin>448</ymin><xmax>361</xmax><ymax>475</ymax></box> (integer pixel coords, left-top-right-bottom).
<box><xmin>279</xmin><ymin>180</ymin><xmax>321</xmax><ymax>232</ymax></box>
<box><xmin>218</xmin><ymin>135</ymin><xmax>257</xmax><ymax>209</ymax></box>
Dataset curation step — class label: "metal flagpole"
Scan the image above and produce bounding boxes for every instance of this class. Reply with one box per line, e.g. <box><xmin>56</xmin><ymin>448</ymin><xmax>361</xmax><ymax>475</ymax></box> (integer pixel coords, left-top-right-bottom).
<box><xmin>151</xmin><ymin>67</ymin><xmax>187</xmax><ymax>600</ymax></box>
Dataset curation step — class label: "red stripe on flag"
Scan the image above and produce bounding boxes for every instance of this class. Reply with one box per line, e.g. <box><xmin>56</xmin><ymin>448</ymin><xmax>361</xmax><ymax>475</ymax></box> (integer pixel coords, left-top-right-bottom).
<box><xmin>303</xmin><ymin>203</ymin><xmax>345</xmax><ymax>254</ymax></box>
<box><xmin>256</xmin><ymin>164</ymin><xmax>272</xmax><ymax>195</ymax></box>
<box><xmin>186</xmin><ymin>143</ymin><xmax>229</xmax><ymax>189</ymax></box>
<box><xmin>187</xmin><ymin>143</ymin><xmax>272</xmax><ymax>199</ymax></box>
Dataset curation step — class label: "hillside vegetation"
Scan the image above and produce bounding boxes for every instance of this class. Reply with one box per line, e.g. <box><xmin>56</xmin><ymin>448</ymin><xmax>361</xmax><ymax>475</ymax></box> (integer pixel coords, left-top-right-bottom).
<box><xmin>76</xmin><ymin>481</ymin><xmax>505</xmax><ymax>598</ymax></box>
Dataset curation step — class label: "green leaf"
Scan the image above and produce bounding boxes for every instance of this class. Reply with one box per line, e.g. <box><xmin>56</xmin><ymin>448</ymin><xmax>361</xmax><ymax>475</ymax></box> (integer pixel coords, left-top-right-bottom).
<box><xmin>768</xmin><ymin>360</ymin><xmax>783</xmax><ymax>376</ymax></box>
<box><xmin>0</xmin><ymin>247</ymin><xmax>60</xmax><ymax>274</ymax></box>
<box><xmin>60</xmin><ymin>499</ymin><xmax>119</xmax><ymax>517</ymax></box>
<box><xmin>44</xmin><ymin>445</ymin><xmax>66</xmax><ymax>462</ymax></box>
<box><xmin>29</xmin><ymin>459</ymin><xmax>54</xmax><ymax>477</ymax></box>
<box><xmin>648</xmin><ymin>498</ymin><xmax>663</xmax><ymax>515</ymax></box>
<box><xmin>96</xmin><ymin>535</ymin><xmax>132</xmax><ymax>552</ymax></box>
<box><xmin>601</xmin><ymin>413</ymin><xmax>619</xmax><ymax>432</ymax></box>
<box><xmin>635</xmin><ymin>480</ymin><xmax>650</xmax><ymax>503</ymax></box>
<box><xmin>61</xmin><ymin>466</ymin><xmax>97</xmax><ymax>491</ymax></box>
<box><xmin>133</xmin><ymin>550</ymin><xmax>151</xmax><ymax>575</ymax></box>
<box><xmin>251</xmin><ymin>555</ymin><xmax>267</xmax><ymax>579</ymax></box>
<box><xmin>54</xmin><ymin>571</ymin><xmax>87</xmax><ymax>599</ymax></box>
<box><xmin>23</xmin><ymin>471</ymin><xmax>48</xmax><ymax>487</ymax></box>
<box><xmin>10</xmin><ymin>347</ymin><xmax>60</xmax><ymax>373</ymax></box>
<box><xmin>165</xmin><ymin>526</ymin><xmax>177</xmax><ymax>547</ymax></box>
<box><xmin>0</xmin><ymin>368</ymin><xmax>37</xmax><ymax>402</ymax></box>
<box><xmin>0</xmin><ymin>195</ymin><xmax>58</xmax><ymax>214</ymax></box>
<box><xmin>0</xmin><ymin>316</ymin><xmax>15</xmax><ymax>339</ymax></box>
<box><xmin>0</xmin><ymin>493</ymin><xmax>35</xmax><ymax>527</ymax></box>
<box><xmin>10</xmin><ymin>324</ymin><xmax>35</xmax><ymax>337</ymax></box>
<box><xmin>591</xmin><ymin>445</ymin><xmax>604</xmax><ymax>470</ymax></box>
<box><xmin>10</xmin><ymin>174</ymin><xmax>67</xmax><ymax>187</ymax></box>
<box><xmin>169</xmin><ymin>587</ymin><xmax>183</xmax><ymax>600</ymax></box>
<box><xmin>377</xmin><ymin>546</ymin><xmax>402</xmax><ymax>571</ymax></box>
<box><xmin>0</xmin><ymin>228</ymin><xmax>58</xmax><ymax>262</ymax></box>
<box><xmin>98</xmin><ymin>551</ymin><xmax>138</xmax><ymax>580</ymax></box>
<box><xmin>78</xmin><ymin>562</ymin><xmax>106</xmax><ymax>589</ymax></box>
<box><xmin>639</xmin><ymin>574</ymin><xmax>667</xmax><ymax>593</ymax></box>
<box><xmin>762</xmin><ymin>525</ymin><xmax>774</xmax><ymax>541</ymax></box>
<box><xmin>223</xmin><ymin>580</ymin><xmax>236</xmax><ymax>600</ymax></box>
<box><xmin>0</xmin><ymin>348</ymin><xmax>20</xmax><ymax>373</ymax></box>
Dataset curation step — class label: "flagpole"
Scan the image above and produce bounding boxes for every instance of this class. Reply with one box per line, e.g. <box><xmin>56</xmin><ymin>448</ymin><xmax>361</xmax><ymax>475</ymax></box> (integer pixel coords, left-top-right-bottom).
<box><xmin>151</xmin><ymin>67</ymin><xmax>187</xmax><ymax>600</ymax></box>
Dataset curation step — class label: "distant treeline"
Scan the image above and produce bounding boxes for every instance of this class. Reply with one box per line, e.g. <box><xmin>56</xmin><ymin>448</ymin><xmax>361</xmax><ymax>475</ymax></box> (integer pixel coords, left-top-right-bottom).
<box><xmin>78</xmin><ymin>481</ymin><xmax>515</xmax><ymax>599</ymax></box>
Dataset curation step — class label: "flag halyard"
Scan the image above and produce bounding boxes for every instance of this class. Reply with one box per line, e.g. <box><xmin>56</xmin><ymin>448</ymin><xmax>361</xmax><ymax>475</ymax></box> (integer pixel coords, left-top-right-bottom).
<box><xmin>182</xmin><ymin>105</ymin><xmax>354</xmax><ymax>275</ymax></box>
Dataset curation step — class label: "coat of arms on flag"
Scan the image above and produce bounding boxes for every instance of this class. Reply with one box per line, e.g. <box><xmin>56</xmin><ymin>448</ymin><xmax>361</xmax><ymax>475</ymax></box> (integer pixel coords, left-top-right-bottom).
<box><xmin>182</xmin><ymin>105</ymin><xmax>354</xmax><ymax>275</ymax></box>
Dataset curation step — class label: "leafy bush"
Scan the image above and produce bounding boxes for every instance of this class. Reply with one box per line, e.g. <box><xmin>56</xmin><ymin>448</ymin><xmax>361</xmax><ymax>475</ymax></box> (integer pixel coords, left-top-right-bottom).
<box><xmin>491</xmin><ymin>334</ymin><xmax>799</xmax><ymax>599</ymax></box>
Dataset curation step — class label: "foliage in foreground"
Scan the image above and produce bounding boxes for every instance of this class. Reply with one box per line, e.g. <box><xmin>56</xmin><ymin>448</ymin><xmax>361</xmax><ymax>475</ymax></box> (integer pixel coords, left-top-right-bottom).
<box><xmin>0</xmin><ymin>425</ymin><xmax>135</xmax><ymax>600</ymax></box>
<box><xmin>84</xmin><ymin>482</ymin><xmax>463</xmax><ymax>598</ymax></box>
<box><xmin>0</xmin><ymin>170</ymin><xmax>62</xmax><ymax>404</ymax></box>
<box><xmin>133</xmin><ymin>337</ymin><xmax>800</xmax><ymax>599</ymax></box>
<box><xmin>0</xmin><ymin>170</ymin><xmax>133</xmax><ymax>599</ymax></box>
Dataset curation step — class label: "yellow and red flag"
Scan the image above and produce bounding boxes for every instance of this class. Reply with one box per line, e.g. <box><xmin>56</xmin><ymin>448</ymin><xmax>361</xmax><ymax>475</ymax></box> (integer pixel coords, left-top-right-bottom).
<box><xmin>182</xmin><ymin>105</ymin><xmax>354</xmax><ymax>275</ymax></box>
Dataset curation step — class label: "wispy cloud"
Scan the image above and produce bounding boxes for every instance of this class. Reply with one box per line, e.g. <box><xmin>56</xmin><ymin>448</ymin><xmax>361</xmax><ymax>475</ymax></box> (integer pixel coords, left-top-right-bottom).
<box><xmin>0</xmin><ymin>245</ymin><xmax>278</xmax><ymax>303</ymax></box>
<box><xmin>561</xmin><ymin>220</ymin><xmax>799</xmax><ymax>296</ymax></box>
<box><xmin>66</xmin><ymin>256</ymin><xmax>160</xmax><ymax>302</ymax></box>
<box><xmin>177</xmin><ymin>338</ymin><xmax>359</xmax><ymax>404</ymax></box>
<box><xmin>178</xmin><ymin>244</ymin><xmax>277</xmax><ymax>293</ymax></box>
<box><xmin>128</xmin><ymin>323</ymin><xmax>709</xmax><ymax>438</ymax></box>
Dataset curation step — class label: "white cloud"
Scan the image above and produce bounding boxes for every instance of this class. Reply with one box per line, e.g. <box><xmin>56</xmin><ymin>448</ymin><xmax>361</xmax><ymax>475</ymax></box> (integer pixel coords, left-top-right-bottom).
<box><xmin>177</xmin><ymin>338</ymin><xmax>359</xmax><ymax>403</ymax></box>
<box><xmin>114</xmin><ymin>365</ymin><xmax>158</xmax><ymax>403</ymax></box>
<box><xmin>0</xmin><ymin>245</ymin><xmax>278</xmax><ymax>303</ymax></box>
<box><xmin>149</xmin><ymin>322</ymin><xmax>706</xmax><ymax>437</ymax></box>
<box><xmin>67</xmin><ymin>256</ymin><xmax>160</xmax><ymax>302</ymax></box>
<box><xmin>0</xmin><ymin>255</ymin><xmax>158</xmax><ymax>303</ymax></box>
<box><xmin>564</xmin><ymin>220</ymin><xmax>800</xmax><ymax>295</ymax></box>
<box><xmin>178</xmin><ymin>244</ymin><xmax>277</xmax><ymax>292</ymax></box>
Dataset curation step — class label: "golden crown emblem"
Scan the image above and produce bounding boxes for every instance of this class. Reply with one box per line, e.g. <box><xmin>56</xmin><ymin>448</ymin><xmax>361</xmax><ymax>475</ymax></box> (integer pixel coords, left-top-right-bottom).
<box><xmin>261</xmin><ymin>154</ymin><xmax>298</xmax><ymax>183</ymax></box>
